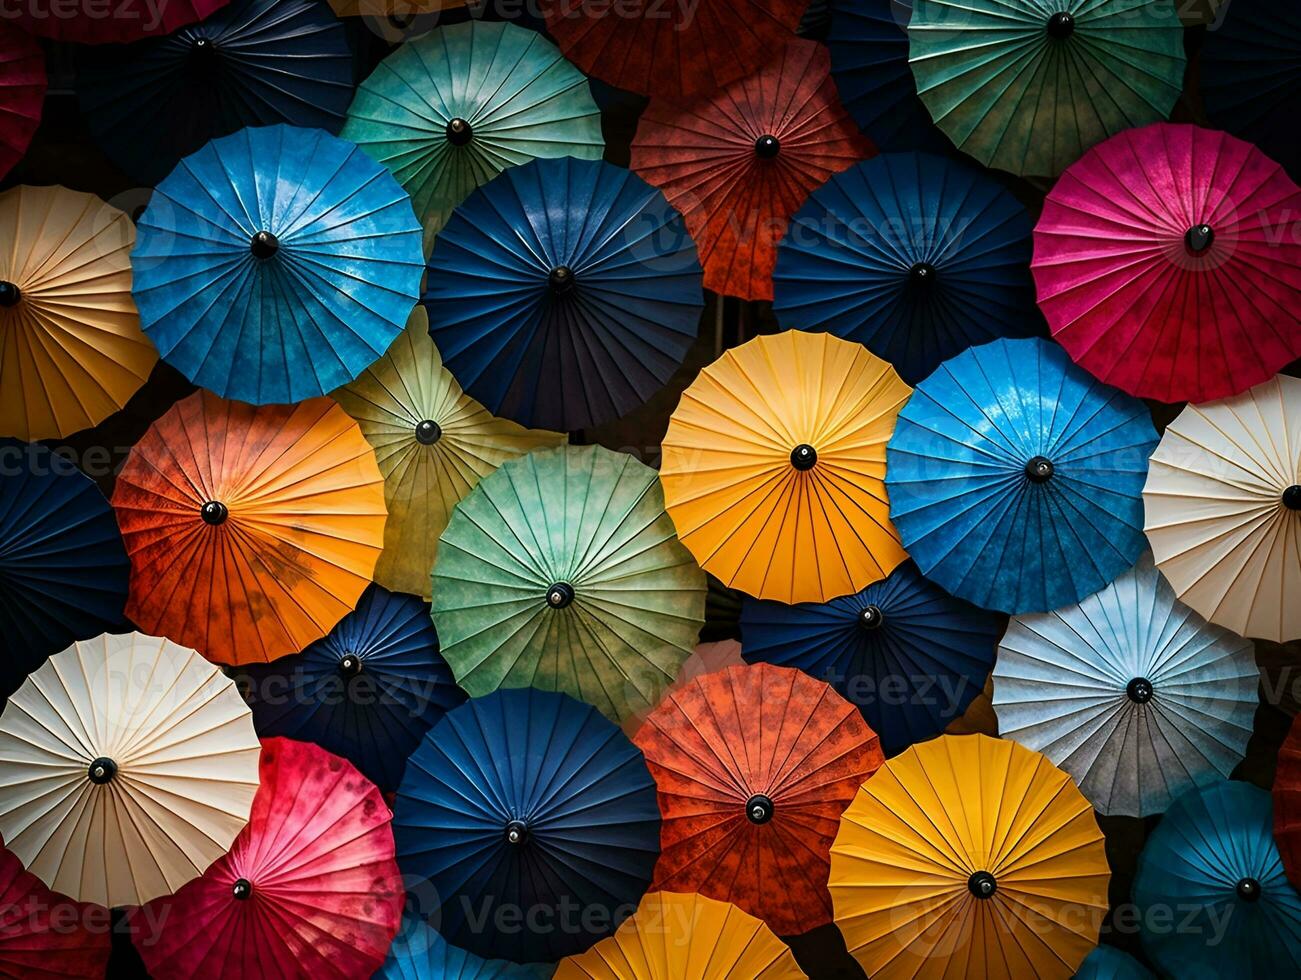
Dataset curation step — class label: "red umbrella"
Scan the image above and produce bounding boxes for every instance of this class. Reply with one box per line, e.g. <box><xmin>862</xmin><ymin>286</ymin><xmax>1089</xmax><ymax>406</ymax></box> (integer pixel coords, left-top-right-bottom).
<box><xmin>634</xmin><ymin>662</ymin><xmax>883</xmax><ymax>936</ymax></box>
<box><xmin>541</xmin><ymin>0</ymin><xmax>805</xmax><ymax>99</ymax></box>
<box><xmin>0</xmin><ymin>25</ymin><xmax>44</xmax><ymax>180</ymax></box>
<box><xmin>127</xmin><ymin>738</ymin><xmax>404</xmax><ymax>980</ymax></box>
<box><xmin>631</xmin><ymin>38</ymin><xmax>872</xmax><ymax>300</ymax></box>
<box><xmin>1275</xmin><ymin>713</ymin><xmax>1301</xmax><ymax>890</ymax></box>
<box><xmin>8</xmin><ymin>0</ymin><xmax>226</xmax><ymax>44</ymax></box>
<box><xmin>0</xmin><ymin>843</ymin><xmax>110</xmax><ymax>979</ymax></box>
<box><xmin>1033</xmin><ymin>123</ymin><xmax>1301</xmax><ymax>403</ymax></box>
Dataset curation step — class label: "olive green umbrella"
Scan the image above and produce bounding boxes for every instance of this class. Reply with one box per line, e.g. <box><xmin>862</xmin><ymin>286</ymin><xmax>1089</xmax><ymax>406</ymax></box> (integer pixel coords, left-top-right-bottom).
<box><xmin>432</xmin><ymin>444</ymin><xmax>706</xmax><ymax>723</ymax></box>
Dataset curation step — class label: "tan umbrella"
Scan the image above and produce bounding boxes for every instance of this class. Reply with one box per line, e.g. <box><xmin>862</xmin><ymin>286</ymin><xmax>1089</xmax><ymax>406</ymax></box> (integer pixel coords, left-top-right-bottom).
<box><xmin>0</xmin><ymin>633</ymin><xmax>261</xmax><ymax>907</ymax></box>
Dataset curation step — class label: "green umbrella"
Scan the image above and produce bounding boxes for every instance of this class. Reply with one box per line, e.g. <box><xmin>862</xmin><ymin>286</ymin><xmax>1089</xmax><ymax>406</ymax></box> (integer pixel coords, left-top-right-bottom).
<box><xmin>341</xmin><ymin>20</ymin><xmax>603</xmax><ymax>251</ymax></box>
<box><xmin>908</xmin><ymin>0</ymin><xmax>1185</xmax><ymax>176</ymax></box>
<box><xmin>432</xmin><ymin>444</ymin><xmax>706</xmax><ymax>724</ymax></box>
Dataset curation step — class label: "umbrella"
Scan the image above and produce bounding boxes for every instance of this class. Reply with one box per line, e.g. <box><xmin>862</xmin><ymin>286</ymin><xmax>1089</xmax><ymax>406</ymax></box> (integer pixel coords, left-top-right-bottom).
<box><xmin>392</xmin><ymin>687</ymin><xmax>661</xmax><ymax>963</ymax></box>
<box><xmin>422</xmin><ymin>156</ymin><xmax>704</xmax><ymax>431</ymax></box>
<box><xmin>131</xmin><ymin>124</ymin><xmax>423</xmax><ymax>405</ymax></box>
<box><xmin>1143</xmin><ymin>374</ymin><xmax>1300</xmax><ymax>643</ymax></box>
<box><xmin>1133</xmin><ymin>781</ymin><xmax>1301</xmax><ymax>979</ymax></box>
<box><xmin>7</xmin><ymin>0</ymin><xmax>225</xmax><ymax>44</ymax></box>
<box><xmin>1073</xmin><ymin>947</ymin><xmax>1155</xmax><ymax>980</ymax></box>
<box><xmin>0</xmin><ymin>185</ymin><xmax>157</xmax><ymax>442</ymax></box>
<box><xmin>127</xmin><ymin>737</ymin><xmax>404</xmax><ymax>980</ymax></box>
<box><xmin>378</xmin><ymin>916</ymin><xmax>553</xmax><ymax>980</ymax></box>
<box><xmin>1277</xmin><ymin>713</ymin><xmax>1301</xmax><ymax>889</ymax></box>
<box><xmin>886</xmin><ymin>337</ymin><xmax>1158</xmax><ymax>615</ymax></box>
<box><xmin>772</xmin><ymin>152</ymin><xmax>1042</xmax><ymax>385</ymax></box>
<box><xmin>554</xmin><ymin>891</ymin><xmax>806</xmax><ymax>979</ymax></box>
<box><xmin>629</xmin><ymin>38</ymin><xmax>872</xmax><ymax>301</ymax></box>
<box><xmin>111</xmin><ymin>391</ymin><xmax>387</xmax><ymax>666</ymax></box>
<box><xmin>740</xmin><ymin>559</ymin><xmax>1003</xmax><ymax>756</ymax></box>
<box><xmin>0</xmin><ymin>26</ymin><xmax>45</xmax><ymax>180</ymax></box>
<box><xmin>342</xmin><ymin>20</ymin><xmax>603</xmax><ymax>252</ymax></box>
<box><xmin>330</xmin><ymin>308</ymin><xmax>564</xmax><ymax>600</ymax></box>
<box><xmin>0</xmin><ymin>842</ymin><xmax>111</xmax><ymax>979</ymax></box>
<box><xmin>432</xmin><ymin>444</ymin><xmax>705</xmax><ymax>724</ymax></box>
<box><xmin>907</xmin><ymin>0</ymin><xmax>1185</xmax><ymax>177</ymax></box>
<box><xmin>235</xmin><ymin>584</ymin><xmax>464</xmax><ymax>793</ymax></box>
<box><xmin>1033</xmin><ymin>123</ymin><xmax>1301</xmax><ymax>403</ymax></box>
<box><xmin>661</xmin><ymin>330</ymin><xmax>912</xmax><ymax>604</ymax></box>
<box><xmin>0</xmin><ymin>633</ymin><xmax>261</xmax><ymax>908</ymax></box>
<box><xmin>829</xmin><ymin>733</ymin><xmax>1110</xmax><ymax>979</ymax></box>
<box><xmin>0</xmin><ymin>440</ymin><xmax>129</xmax><ymax>700</ymax></box>
<box><xmin>993</xmin><ymin>554</ymin><xmax>1257</xmax><ymax>817</ymax></box>
<box><xmin>623</xmin><ymin>638</ymin><xmax>745</xmax><ymax>735</ymax></box>
<box><xmin>75</xmin><ymin>0</ymin><xmax>356</xmax><ymax>186</ymax></box>
<box><xmin>634</xmin><ymin>663</ymin><xmax>883</xmax><ymax>935</ymax></box>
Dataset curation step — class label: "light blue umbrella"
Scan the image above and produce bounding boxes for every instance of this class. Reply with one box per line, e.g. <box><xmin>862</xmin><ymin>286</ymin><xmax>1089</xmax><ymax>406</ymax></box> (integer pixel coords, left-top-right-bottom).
<box><xmin>1073</xmin><ymin>946</ymin><xmax>1154</xmax><ymax>979</ymax></box>
<box><xmin>377</xmin><ymin>916</ymin><xmax>553</xmax><ymax>980</ymax></box>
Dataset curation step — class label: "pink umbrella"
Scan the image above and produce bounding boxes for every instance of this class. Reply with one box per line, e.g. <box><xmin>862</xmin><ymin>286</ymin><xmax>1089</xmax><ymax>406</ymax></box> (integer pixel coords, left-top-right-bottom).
<box><xmin>0</xmin><ymin>842</ymin><xmax>109</xmax><ymax>979</ymax></box>
<box><xmin>1032</xmin><ymin>123</ymin><xmax>1301</xmax><ymax>403</ymax></box>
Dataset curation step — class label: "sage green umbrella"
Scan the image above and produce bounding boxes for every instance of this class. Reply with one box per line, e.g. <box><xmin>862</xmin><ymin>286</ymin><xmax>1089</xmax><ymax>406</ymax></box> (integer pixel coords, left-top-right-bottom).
<box><xmin>341</xmin><ymin>19</ymin><xmax>603</xmax><ymax>251</ymax></box>
<box><xmin>432</xmin><ymin>444</ymin><xmax>706</xmax><ymax>724</ymax></box>
<box><xmin>908</xmin><ymin>0</ymin><xmax>1185</xmax><ymax>176</ymax></box>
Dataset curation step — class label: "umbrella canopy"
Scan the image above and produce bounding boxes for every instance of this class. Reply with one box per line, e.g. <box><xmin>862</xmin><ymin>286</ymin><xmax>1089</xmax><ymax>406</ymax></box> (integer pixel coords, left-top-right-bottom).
<box><xmin>0</xmin><ymin>440</ymin><xmax>129</xmax><ymax>700</ymax></box>
<box><xmin>661</xmin><ymin>330</ymin><xmax>912</xmax><ymax>604</ymax></box>
<box><xmin>1143</xmin><ymin>374</ymin><xmax>1301</xmax><ymax>643</ymax></box>
<box><xmin>554</xmin><ymin>891</ymin><xmax>806</xmax><ymax>979</ymax></box>
<box><xmin>772</xmin><ymin>152</ymin><xmax>1041</xmax><ymax>385</ymax></box>
<box><xmin>127</xmin><ymin>737</ymin><xmax>404</xmax><ymax>980</ymax></box>
<box><xmin>0</xmin><ymin>841</ymin><xmax>111</xmax><ymax>980</ymax></box>
<box><xmin>422</xmin><ymin>156</ymin><xmax>704</xmax><ymax>432</ymax></box>
<box><xmin>0</xmin><ymin>633</ymin><xmax>261</xmax><ymax>908</ymax></box>
<box><xmin>908</xmin><ymin>0</ymin><xmax>1185</xmax><ymax>177</ymax></box>
<box><xmin>433</xmin><ymin>444</ymin><xmax>705</xmax><ymax>724</ymax></box>
<box><xmin>629</xmin><ymin>38</ymin><xmax>872</xmax><ymax>301</ymax></box>
<box><xmin>75</xmin><ymin>0</ymin><xmax>355</xmax><ymax>186</ymax></box>
<box><xmin>0</xmin><ymin>26</ymin><xmax>45</xmax><ymax>180</ymax></box>
<box><xmin>1276</xmin><ymin>714</ymin><xmax>1301</xmax><ymax>890</ymax></box>
<box><xmin>235</xmin><ymin>584</ymin><xmax>464</xmax><ymax>793</ymax></box>
<box><xmin>634</xmin><ymin>663</ymin><xmax>883</xmax><ymax>935</ymax></box>
<box><xmin>886</xmin><ymin>337</ymin><xmax>1158</xmax><ymax>615</ymax></box>
<box><xmin>1134</xmin><ymin>781</ymin><xmax>1301</xmax><ymax>979</ymax></box>
<box><xmin>111</xmin><ymin>391</ymin><xmax>387</xmax><ymax>666</ymax></box>
<box><xmin>0</xmin><ymin>185</ymin><xmax>157</xmax><ymax>442</ymax></box>
<box><xmin>1033</xmin><ymin>124</ymin><xmax>1301</xmax><ymax>403</ymax></box>
<box><xmin>343</xmin><ymin>20</ymin><xmax>603</xmax><ymax>252</ymax></box>
<box><xmin>1073</xmin><ymin>947</ymin><xmax>1155</xmax><ymax>980</ymax></box>
<box><xmin>378</xmin><ymin>916</ymin><xmax>553</xmax><ymax>980</ymax></box>
<box><xmin>740</xmin><ymin>559</ymin><xmax>1003</xmax><ymax>756</ymax></box>
<box><xmin>7</xmin><ymin>0</ymin><xmax>226</xmax><ymax>43</ymax></box>
<box><xmin>393</xmin><ymin>687</ymin><xmax>661</xmax><ymax>963</ymax></box>
<box><xmin>132</xmin><ymin>124</ymin><xmax>423</xmax><ymax>405</ymax></box>
<box><xmin>830</xmin><ymin>733</ymin><xmax>1110</xmax><ymax>979</ymax></box>
<box><xmin>331</xmin><ymin>308</ymin><xmax>564</xmax><ymax>599</ymax></box>
<box><xmin>993</xmin><ymin>554</ymin><xmax>1257</xmax><ymax>817</ymax></box>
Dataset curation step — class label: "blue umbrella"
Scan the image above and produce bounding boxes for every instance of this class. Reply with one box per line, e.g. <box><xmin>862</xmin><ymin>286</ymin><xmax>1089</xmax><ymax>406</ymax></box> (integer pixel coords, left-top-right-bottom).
<box><xmin>132</xmin><ymin>124</ymin><xmax>424</xmax><ymax>404</ymax></box>
<box><xmin>739</xmin><ymin>559</ymin><xmax>1002</xmax><ymax>755</ymax></box>
<box><xmin>1133</xmin><ymin>781</ymin><xmax>1301</xmax><ymax>979</ymax></box>
<box><xmin>75</xmin><ymin>0</ymin><xmax>354</xmax><ymax>185</ymax></box>
<box><xmin>772</xmin><ymin>153</ymin><xmax>1042</xmax><ymax>385</ymax></box>
<box><xmin>0</xmin><ymin>440</ymin><xmax>128</xmax><ymax>699</ymax></box>
<box><xmin>234</xmin><ymin>584</ymin><xmax>464</xmax><ymax>792</ymax></box>
<box><xmin>886</xmin><ymin>337</ymin><xmax>1158</xmax><ymax>615</ymax></box>
<box><xmin>422</xmin><ymin>156</ymin><xmax>704</xmax><ymax>431</ymax></box>
<box><xmin>393</xmin><ymin>687</ymin><xmax>660</xmax><ymax>963</ymax></box>
<box><xmin>377</xmin><ymin>916</ymin><xmax>553</xmax><ymax>980</ymax></box>
<box><xmin>1073</xmin><ymin>946</ymin><xmax>1154</xmax><ymax>980</ymax></box>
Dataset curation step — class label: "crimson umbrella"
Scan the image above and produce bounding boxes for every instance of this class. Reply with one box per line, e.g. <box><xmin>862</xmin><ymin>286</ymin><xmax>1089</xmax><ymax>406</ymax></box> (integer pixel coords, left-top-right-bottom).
<box><xmin>0</xmin><ymin>25</ymin><xmax>44</xmax><ymax>180</ymax></box>
<box><xmin>0</xmin><ymin>842</ymin><xmax>110</xmax><ymax>979</ymax></box>
<box><xmin>9</xmin><ymin>0</ymin><xmax>227</xmax><ymax>43</ymax></box>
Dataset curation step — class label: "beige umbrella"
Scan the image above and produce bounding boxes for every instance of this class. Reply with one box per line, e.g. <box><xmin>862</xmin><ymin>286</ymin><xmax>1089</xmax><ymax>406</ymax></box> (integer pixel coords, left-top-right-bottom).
<box><xmin>1144</xmin><ymin>374</ymin><xmax>1301</xmax><ymax>642</ymax></box>
<box><xmin>0</xmin><ymin>633</ymin><xmax>261</xmax><ymax>907</ymax></box>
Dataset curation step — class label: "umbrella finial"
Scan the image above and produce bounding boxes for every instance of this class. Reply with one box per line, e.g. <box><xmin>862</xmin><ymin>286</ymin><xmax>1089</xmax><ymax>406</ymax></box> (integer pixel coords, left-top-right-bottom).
<box><xmin>189</xmin><ymin>35</ymin><xmax>219</xmax><ymax>68</ymax></box>
<box><xmin>1046</xmin><ymin>11</ymin><xmax>1075</xmax><ymax>39</ymax></box>
<box><xmin>746</xmin><ymin>794</ymin><xmax>775</xmax><ymax>824</ymax></box>
<box><xmin>1126</xmin><ymin>676</ymin><xmax>1155</xmax><ymax>704</ymax></box>
<box><xmin>1235</xmin><ymin>877</ymin><xmax>1261</xmax><ymax>902</ymax></box>
<box><xmin>548</xmin><ymin>265</ymin><xmax>576</xmax><ymax>294</ymax></box>
<box><xmin>415</xmin><ymin>419</ymin><xmax>443</xmax><ymax>446</ymax></box>
<box><xmin>338</xmin><ymin>653</ymin><xmax>363</xmax><ymax>678</ymax></box>
<box><xmin>200</xmin><ymin>500</ymin><xmax>229</xmax><ymax>526</ymax></box>
<box><xmin>505</xmin><ymin>820</ymin><xmax>529</xmax><ymax>845</ymax></box>
<box><xmin>250</xmin><ymin>231</ymin><xmax>279</xmax><ymax>260</ymax></box>
<box><xmin>1024</xmin><ymin>456</ymin><xmax>1054</xmax><ymax>483</ymax></box>
<box><xmin>1282</xmin><ymin>485</ymin><xmax>1301</xmax><ymax>511</ymax></box>
<box><xmin>87</xmin><ymin>757</ymin><xmax>117</xmax><ymax>785</ymax></box>
<box><xmin>790</xmin><ymin>444</ymin><xmax>818</xmax><ymax>471</ymax></box>
<box><xmin>1184</xmin><ymin>224</ymin><xmax>1215</xmax><ymax>255</ymax></box>
<box><xmin>754</xmin><ymin>135</ymin><xmax>781</xmax><ymax>159</ymax></box>
<box><xmin>907</xmin><ymin>262</ymin><xmax>936</xmax><ymax>287</ymax></box>
<box><xmin>858</xmin><ymin>604</ymin><xmax>885</xmax><ymax>631</ymax></box>
<box><xmin>967</xmin><ymin>870</ymin><xmax>997</xmax><ymax>898</ymax></box>
<box><xmin>232</xmin><ymin>878</ymin><xmax>252</xmax><ymax>900</ymax></box>
<box><xmin>446</xmin><ymin>118</ymin><xmax>473</xmax><ymax>147</ymax></box>
<box><xmin>546</xmin><ymin>582</ymin><xmax>576</xmax><ymax>609</ymax></box>
<box><xmin>0</xmin><ymin>281</ymin><xmax>20</xmax><ymax>307</ymax></box>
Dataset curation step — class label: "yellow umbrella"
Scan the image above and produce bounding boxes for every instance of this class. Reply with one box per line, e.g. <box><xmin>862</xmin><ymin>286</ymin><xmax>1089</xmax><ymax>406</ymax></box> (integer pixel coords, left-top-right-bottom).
<box><xmin>0</xmin><ymin>184</ymin><xmax>157</xmax><ymax>441</ymax></box>
<box><xmin>554</xmin><ymin>891</ymin><xmax>806</xmax><ymax>980</ymax></box>
<box><xmin>331</xmin><ymin>308</ymin><xmax>563</xmax><ymax>599</ymax></box>
<box><xmin>661</xmin><ymin>330</ymin><xmax>911</xmax><ymax>604</ymax></box>
<box><xmin>0</xmin><ymin>633</ymin><xmax>261</xmax><ymax>908</ymax></box>
<box><xmin>829</xmin><ymin>734</ymin><xmax>1110</xmax><ymax>980</ymax></box>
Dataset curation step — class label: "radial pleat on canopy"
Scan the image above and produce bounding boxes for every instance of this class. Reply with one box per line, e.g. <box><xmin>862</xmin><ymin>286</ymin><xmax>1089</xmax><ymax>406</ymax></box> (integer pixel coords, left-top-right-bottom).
<box><xmin>7</xmin><ymin>0</ymin><xmax>227</xmax><ymax>43</ymax></box>
<box><xmin>0</xmin><ymin>841</ymin><xmax>111</xmax><ymax>980</ymax></box>
<box><xmin>0</xmin><ymin>25</ymin><xmax>45</xmax><ymax>180</ymax></box>
<box><xmin>1073</xmin><ymin>947</ymin><xmax>1156</xmax><ymax>980</ymax></box>
<box><xmin>377</xmin><ymin>916</ymin><xmax>554</xmax><ymax>980</ymax></box>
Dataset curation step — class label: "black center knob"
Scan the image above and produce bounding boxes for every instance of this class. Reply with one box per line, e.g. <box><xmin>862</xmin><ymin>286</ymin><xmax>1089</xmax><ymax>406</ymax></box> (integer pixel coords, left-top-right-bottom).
<box><xmin>0</xmin><ymin>281</ymin><xmax>20</xmax><ymax>307</ymax></box>
<box><xmin>1185</xmin><ymin>224</ymin><xmax>1215</xmax><ymax>255</ymax></box>
<box><xmin>1046</xmin><ymin>11</ymin><xmax>1075</xmax><ymax>38</ymax></box>
<box><xmin>548</xmin><ymin>265</ymin><xmax>575</xmax><ymax>294</ymax></box>
<box><xmin>505</xmin><ymin>820</ymin><xmax>529</xmax><ymax>845</ymax></box>
<box><xmin>1283</xmin><ymin>485</ymin><xmax>1301</xmax><ymax>511</ymax></box>
<box><xmin>88</xmin><ymin>757</ymin><xmax>117</xmax><ymax>784</ymax></box>
<box><xmin>1236</xmin><ymin>877</ymin><xmax>1261</xmax><ymax>902</ymax></box>
<box><xmin>232</xmin><ymin>878</ymin><xmax>252</xmax><ymax>900</ymax></box>
<box><xmin>908</xmin><ymin>261</ymin><xmax>936</xmax><ymax>286</ymax></box>
<box><xmin>755</xmin><ymin>135</ymin><xmax>781</xmax><ymax>158</ymax></box>
<box><xmin>968</xmin><ymin>871</ymin><xmax>997</xmax><ymax>898</ymax></box>
<box><xmin>338</xmin><ymin>653</ymin><xmax>362</xmax><ymax>678</ymax></box>
<box><xmin>201</xmin><ymin>500</ymin><xmax>229</xmax><ymax>526</ymax></box>
<box><xmin>446</xmin><ymin>117</ymin><xmax>473</xmax><ymax>146</ymax></box>
<box><xmin>1025</xmin><ymin>456</ymin><xmax>1054</xmax><ymax>483</ymax></box>
<box><xmin>791</xmin><ymin>444</ymin><xmax>817</xmax><ymax>471</ymax></box>
<box><xmin>1126</xmin><ymin>677</ymin><xmax>1154</xmax><ymax>704</ymax></box>
<box><xmin>547</xmin><ymin>582</ymin><xmax>575</xmax><ymax>609</ymax></box>
<box><xmin>190</xmin><ymin>36</ymin><xmax>219</xmax><ymax>66</ymax></box>
<box><xmin>415</xmin><ymin>420</ymin><xmax>442</xmax><ymax>445</ymax></box>
<box><xmin>858</xmin><ymin>604</ymin><xmax>884</xmax><ymax>631</ymax></box>
<box><xmin>746</xmin><ymin>794</ymin><xmax>775</xmax><ymax>824</ymax></box>
<box><xmin>250</xmin><ymin>231</ymin><xmax>279</xmax><ymax>260</ymax></box>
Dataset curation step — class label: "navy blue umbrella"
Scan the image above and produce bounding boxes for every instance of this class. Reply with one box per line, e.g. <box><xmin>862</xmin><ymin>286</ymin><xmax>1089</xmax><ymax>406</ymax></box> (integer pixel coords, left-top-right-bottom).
<box><xmin>235</xmin><ymin>584</ymin><xmax>463</xmax><ymax>792</ymax></box>
<box><xmin>772</xmin><ymin>152</ymin><xmax>1042</xmax><ymax>385</ymax></box>
<box><xmin>0</xmin><ymin>440</ymin><xmax>128</xmax><ymax>698</ymax></box>
<box><xmin>392</xmin><ymin>687</ymin><xmax>660</xmax><ymax>963</ymax></box>
<box><xmin>740</xmin><ymin>560</ymin><xmax>1002</xmax><ymax>755</ymax></box>
<box><xmin>422</xmin><ymin>156</ymin><xmax>704</xmax><ymax>431</ymax></box>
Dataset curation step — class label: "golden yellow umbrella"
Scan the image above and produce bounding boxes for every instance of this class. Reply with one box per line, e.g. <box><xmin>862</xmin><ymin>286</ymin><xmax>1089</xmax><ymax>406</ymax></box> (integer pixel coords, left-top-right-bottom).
<box><xmin>331</xmin><ymin>308</ymin><xmax>563</xmax><ymax>599</ymax></box>
<box><xmin>0</xmin><ymin>184</ymin><xmax>156</xmax><ymax>441</ymax></box>
<box><xmin>829</xmin><ymin>734</ymin><xmax>1110</xmax><ymax>980</ymax></box>
<box><xmin>661</xmin><ymin>330</ymin><xmax>911</xmax><ymax>604</ymax></box>
<box><xmin>554</xmin><ymin>891</ymin><xmax>806</xmax><ymax>980</ymax></box>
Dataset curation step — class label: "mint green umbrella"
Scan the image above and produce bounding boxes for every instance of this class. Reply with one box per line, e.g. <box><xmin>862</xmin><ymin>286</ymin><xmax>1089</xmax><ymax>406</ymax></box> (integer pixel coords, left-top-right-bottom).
<box><xmin>341</xmin><ymin>20</ymin><xmax>603</xmax><ymax>251</ymax></box>
<box><xmin>908</xmin><ymin>0</ymin><xmax>1185</xmax><ymax>176</ymax></box>
<box><xmin>432</xmin><ymin>444</ymin><xmax>706</xmax><ymax>724</ymax></box>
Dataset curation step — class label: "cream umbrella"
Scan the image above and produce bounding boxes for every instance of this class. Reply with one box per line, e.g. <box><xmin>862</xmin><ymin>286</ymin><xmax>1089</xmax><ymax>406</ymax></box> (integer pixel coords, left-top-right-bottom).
<box><xmin>0</xmin><ymin>633</ymin><xmax>261</xmax><ymax>907</ymax></box>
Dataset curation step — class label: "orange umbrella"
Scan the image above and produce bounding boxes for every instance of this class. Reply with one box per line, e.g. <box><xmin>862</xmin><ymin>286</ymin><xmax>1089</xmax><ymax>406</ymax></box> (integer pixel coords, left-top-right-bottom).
<box><xmin>111</xmin><ymin>391</ymin><xmax>386</xmax><ymax>665</ymax></box>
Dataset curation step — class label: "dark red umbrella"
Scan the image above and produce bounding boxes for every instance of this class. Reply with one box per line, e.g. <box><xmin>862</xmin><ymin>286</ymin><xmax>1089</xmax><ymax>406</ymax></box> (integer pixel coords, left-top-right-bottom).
<box><xmin>8</xmin><ymin>0</ymin><xmax>226</xmax><ymax>44</ymax></box>
<box><xmin>0</xmin><ymin>842</ymin><xmax>110</xmax><ymax>979</ymax></box>
<box><xmin>1275</xmin><ymin>713</ymin><xmax>1301</xmax><ymax>890</ymax></box>
<box><xmin>0</xmin><ymin>24</ymin><xmax>44</xmax><ymax>179</ymax></box>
